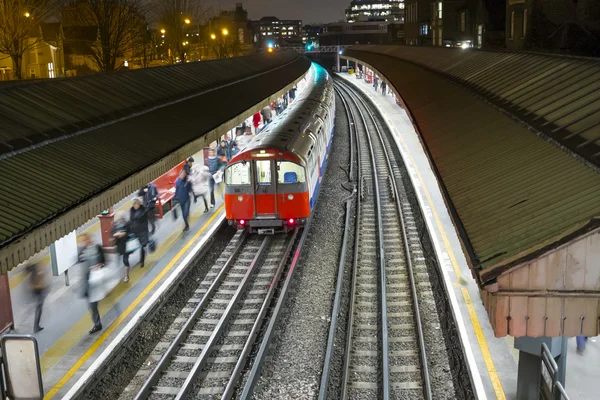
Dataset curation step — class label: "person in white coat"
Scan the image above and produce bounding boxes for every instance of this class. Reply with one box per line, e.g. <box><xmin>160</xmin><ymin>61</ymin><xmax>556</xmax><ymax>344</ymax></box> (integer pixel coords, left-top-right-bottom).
<box><xmin>190</xmin><ymin>165</ymin><xmax>211</xmax><ymax>213</ymax></box>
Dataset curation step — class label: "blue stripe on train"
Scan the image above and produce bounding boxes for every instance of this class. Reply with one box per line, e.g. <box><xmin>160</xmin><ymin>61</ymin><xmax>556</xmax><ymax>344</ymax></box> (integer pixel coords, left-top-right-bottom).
<box><xmin>310</xmin><ymin>125</ymin><xmax>335</xmax><ymax>208</ymax></box>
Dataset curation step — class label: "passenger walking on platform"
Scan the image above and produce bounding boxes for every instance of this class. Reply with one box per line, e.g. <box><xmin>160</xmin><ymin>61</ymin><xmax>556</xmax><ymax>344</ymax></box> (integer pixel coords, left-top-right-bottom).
<box><xmin>207</xmin><ymin>149</ymin><xmax>225</xmax><ymax>208</ymax></box>
<box><xmin>373</xmin><ymin>75</ymin><xmax>379</xmax><ymax>90</ymax></box>
<box><xmin>79</xmin><ymin>233</ymin><xmax>105</xmax><ymax>334</ymax></box>
<box><xmin>576</xmin><ymin>335</ymin><xmax>588</xmax><ymax>354</ymax></box>
<box><xmin>175</xmin><ymin>169</ymin><xmax>193</xmax><ymax>231</ymax></box>
<box><xmin>126</xmin><ymin>198</ymin><xmax>149</xmax><ymax>267</ymax></box>
<box><xmin>182</xmin><ymin>157</ymin><xmax>194</xmax><ymax>175</ymax></box>
<box><xmin>111</xmin><ymin>212</ymin><xmax>130</xmax><ymax>282</ymax></box>
<box><xmin>289</xmin><ymin>86</ymin><xmax>297</xmax><ymax>103</ymax></box>
<box><xmin>27</xmin><ymin>262</ymin><xmax>48</xmax><ymax>333</ymax></box>
<box><xmin>139</xmin><ymin>183</ymin><xmax>159</xmax><ymax>234</ymax></box>
<box><xmin>217</xmin><ymin>140</ymin><xmax>229</xmax><ymax>162</ymax></box>
<box><xmin>381</xmin><ymin>80</ymin><xmax>387</xmax><ymax>96</ymax></box>
<box><xmin>252</xmin><ymin>112</ymin><xmax>261</xmax><ymax>134</ymax></box>
<box><xmin>261</xmin><ymin>105</ymin><xmax>273</xmax><ymax>125</ymax></box>
<box><xmin>190</xmin><ymin>165</ymin><xmax>211</xmax><ymax>213</ymax></box>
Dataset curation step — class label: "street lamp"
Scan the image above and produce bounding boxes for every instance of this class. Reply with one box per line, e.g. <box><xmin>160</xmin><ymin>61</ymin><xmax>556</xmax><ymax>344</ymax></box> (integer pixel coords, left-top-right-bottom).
<box><xmin>160</xmin><ymin>28</ymin><xmax>166</xmax><ymax>34</ymax></box>
<box><xmin>184</xmin><ymin>18</ymin><xmax>191</xmax><ymax>25</ymax></box>
<box><xmin>24</xmin><ymin>12</ymin><xmax>30</xmax><ymax>17</ymax></box>
<box><xmin>222</xmin><ymin>28</ymin><xmax>228</xmax><ymax>36</ymax></box>
<box><xmin>210</xmin><ymin>33</ymin><xmax>216</xmax><ymax>40</ymax></box>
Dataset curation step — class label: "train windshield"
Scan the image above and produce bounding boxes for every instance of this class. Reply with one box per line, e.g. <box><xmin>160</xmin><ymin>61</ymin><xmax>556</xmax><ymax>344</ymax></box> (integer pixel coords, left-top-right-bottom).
<box><xmin>277</xmin><ymin>161</ymin><xmax>306</xmax><ymax>184</ymax></box>
<box><xmin>225</xmin><ymin>162</ymin><xmax>251</xmax><ymax>185</ymax></box>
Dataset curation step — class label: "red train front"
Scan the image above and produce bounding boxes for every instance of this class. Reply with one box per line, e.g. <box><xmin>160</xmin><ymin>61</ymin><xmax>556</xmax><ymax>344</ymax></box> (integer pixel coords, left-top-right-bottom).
<box><xmin>225</xmin><ymin>148</ymin><xmax>310</xmax><ymax>233</ymax></box>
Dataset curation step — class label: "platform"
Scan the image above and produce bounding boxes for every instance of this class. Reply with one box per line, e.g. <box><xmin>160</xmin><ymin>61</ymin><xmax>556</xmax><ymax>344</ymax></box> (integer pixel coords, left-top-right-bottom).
<box><xmin>338</xmin><ymin>72</ymin><xmax>599</xmax><ymax>400</ymax></box>
<box><xmin>6</xmin><ymin>184</ymin><xmax>226</xmax><ymax>400</ymax></box>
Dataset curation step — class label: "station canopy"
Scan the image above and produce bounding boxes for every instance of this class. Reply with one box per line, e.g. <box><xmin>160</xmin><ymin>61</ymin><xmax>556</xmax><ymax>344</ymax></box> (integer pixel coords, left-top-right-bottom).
<box><xmin>0</xmin><ymin>51</ymin><xmax>310</xmax><ymax>275</ymax></box>
<box><xmin>344</xmin><ymin>45</ymin><xmax>600</xmax><ymax>338</ymax></box>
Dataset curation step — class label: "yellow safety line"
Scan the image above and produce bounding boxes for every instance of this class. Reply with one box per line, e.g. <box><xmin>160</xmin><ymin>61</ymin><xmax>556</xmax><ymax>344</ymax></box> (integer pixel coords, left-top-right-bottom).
<box><xmin>462</xmin><ymin>288</ymin><xmax>506</xmax><ymax>400</ymax></box>
<box><xmin>367</xmin><ymin>83</ymin><xmax>506</xmax><ymax>398</ymax></box>
<box><xmin>43</xmin><ymin>205</ymin><xmax>224</xmax><ymax>400</ymax></box>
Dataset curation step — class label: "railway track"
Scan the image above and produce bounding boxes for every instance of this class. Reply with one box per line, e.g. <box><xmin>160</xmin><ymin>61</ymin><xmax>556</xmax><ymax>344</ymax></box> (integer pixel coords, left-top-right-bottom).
<box><xmin>125</xmin><ymin>229</ymin><xmax>300</xmax><ymax>400</ymax></box>
<box><xmin>323</xmin><ymin>80</ymin><xmax>433</xmax><ymax>399</ymax></box>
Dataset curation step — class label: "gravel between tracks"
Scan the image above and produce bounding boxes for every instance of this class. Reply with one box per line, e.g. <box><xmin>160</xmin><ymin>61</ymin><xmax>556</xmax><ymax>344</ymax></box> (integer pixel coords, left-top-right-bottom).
<box><xmin>252</xmin><ymin>95</ymin><xmax>353</xmax><ymax>400</ymax></box>
<box><xmin>85</xmin><ymin>225</ymin><xmax>235</xmax><ymax>400</ymax></box>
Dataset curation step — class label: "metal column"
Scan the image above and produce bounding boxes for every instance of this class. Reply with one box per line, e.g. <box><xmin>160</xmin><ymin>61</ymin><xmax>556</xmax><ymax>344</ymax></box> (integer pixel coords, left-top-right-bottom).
<box><xmin>514</xmin><ymin>336</ymin><xmax>568</xmax><ymax>400</ymax></box>
<box><xmin>336</xmin><ymin>46</ymin><xmax>340</xmax><ymax>72</ymax></box>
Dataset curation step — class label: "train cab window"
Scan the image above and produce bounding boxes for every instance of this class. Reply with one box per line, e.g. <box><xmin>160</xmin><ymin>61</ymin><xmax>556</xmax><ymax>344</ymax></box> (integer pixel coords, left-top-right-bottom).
<box><xmin>225</xmin><ymin>162</ymin><xmax>251</xmax><ymax>185</ymax></box>
<box><xmin>277</xmin><ymin>161</ymin><xmax>306</xmax><ymax>184</ymax></box>
<box><xmin>255</xmin><ymin>160</ymin><xmax>272</xmax><ymax>184</ymax></box>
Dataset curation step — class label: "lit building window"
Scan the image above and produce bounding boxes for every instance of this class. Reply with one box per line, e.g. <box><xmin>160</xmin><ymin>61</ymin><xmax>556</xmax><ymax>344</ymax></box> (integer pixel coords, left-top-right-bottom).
<box><xmin>437</xmin><ymin>2</ymin><xmax>442</xmax><ymax>19</ymax></box>
<box><xmin>48</xmin><ymin>62</ymin><xmax>54</xmax><ymax>78</ymax></box>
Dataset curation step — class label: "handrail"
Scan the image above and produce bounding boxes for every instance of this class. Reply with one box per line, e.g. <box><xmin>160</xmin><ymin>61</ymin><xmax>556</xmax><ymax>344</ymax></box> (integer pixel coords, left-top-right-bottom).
<box><xmin>540</xmin><ymin>343</ymin><xmax>571</xmax><ymax>400</ymax></box>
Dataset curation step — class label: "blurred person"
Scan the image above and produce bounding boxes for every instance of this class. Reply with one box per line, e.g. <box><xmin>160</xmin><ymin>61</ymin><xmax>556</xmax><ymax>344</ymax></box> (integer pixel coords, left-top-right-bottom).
<box><xmin>217</xmin><ymin>140</ymin><xmax>229</xmax><ymax>162</ymax></box>
<box><xmin>381</xmin><ymin>80</ymin><xmax>387</xmax><ymax>96</ymax></box>
<box><xmin>237</xmin><ymin>127</ymin><xmax>253</xmax><ymax>148</ymax></box>
<box><xmin>576</xmin><ymin>335</ymin><xmax>588</xmax><ymax>355</ymax></box>
<box><xmin>80</xmin><ymin>233</ymin><xmax>105</xmax><ymax>334</ymax></box>
<box><xmin>225</xmin><ymin>134</ymin><xmax>237</xmax><ymax>161</ymax></box>
<box><xmin>252</xmin><ymin>111</ymin><xmax>262</xmax><ymax>134</ymax></box>
<box><xmin>289</xmin><ymin>86</ymin><xmax>297</xmax><ymax>103</ymax></box>
<box><xmin>138</xmin><ymin>183</ymin><xmax>159</xmax><ymax>234</ymax></box>
<box><xmin>175</xmin><ymin>169</ymin><xmax>193</xmax><ymax>231</ymax></box>
<box><xmin>261</xmin><ymin>104</ymin><xmax>273</xmax><ymax>125</ymax></box>
<box><xmin>182</xmin><ymin>157</ymin><xmax>194</xmax><ymax>175</ymax></box>
<box><xmin>206</xmin><ymin>149</ymin><xmax>225</xmax><ymax>208</ymax></box>
<box><xmin>111</xmin><ymin>212</ymin><xmax>130</xmax><ymax>282</ymax></box>
<box><xmin>190</xmin><ymin>165</ymin><xmax>211</xmax><ymax>213</ymax></box>
<box><xmin>373</xmin><ymin>75</ymin><xmax>379</xmax><ymax>90</ymax></box>
<box><xmin>126</xmin><ymin>198</ymin><xmax>149</xmax><ymax>267</ymax></box>
<box><xmin>27</xmin><ymin>262</ymin><xmax>49</xmax><ymax>333</ymax></box>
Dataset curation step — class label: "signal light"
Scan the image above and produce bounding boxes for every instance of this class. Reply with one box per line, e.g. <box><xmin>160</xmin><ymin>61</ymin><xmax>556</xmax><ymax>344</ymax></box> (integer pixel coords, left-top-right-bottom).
<box><xmin>288</xmin><ymin>218</ymin><xmax>295</xmax><ymax>225</ymax></box>
<box><xmin>239</xmin><ymin>219</ymin><xmax>245</xmax><ymax>226</ymax></box>
<box><xmin>267</xmin><ymin>47</ymin><xmax>274</xmax><ymax>53</ymax></box>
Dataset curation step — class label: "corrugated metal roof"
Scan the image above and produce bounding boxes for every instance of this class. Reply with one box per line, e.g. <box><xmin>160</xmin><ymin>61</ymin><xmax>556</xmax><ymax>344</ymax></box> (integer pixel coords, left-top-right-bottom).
<box><xmin>350</xmin><ymin>45</ymin><xmax>600</xmax><ymax>170</ymax></box>
<box><xmin>343</xmin><ymin>48</ymin><xmax>600</xmax><ymax>283</ymax></box>
<box><xmin>0</xmin><ymin>51</ymin><xmax>311</xmax><ymax>274</ymax></box>
<box><xmin>0</xmin><ymin>52</ymin><xmax>301</xmax><ymax>156</ymax></box>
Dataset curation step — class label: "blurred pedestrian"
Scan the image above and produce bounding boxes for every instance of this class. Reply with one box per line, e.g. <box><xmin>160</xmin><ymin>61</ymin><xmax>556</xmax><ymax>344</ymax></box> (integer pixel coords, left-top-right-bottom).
<box><xmin>207</xmin><ymin>149</ymin><xmax>225</xmax><ymax>207</ymax></box>
<box><xmin>79</xmin><ymin>233</ymin><xmax>105</xmax><ymax>334</ymax></box>
<box><xmin>126</xmin><ymin>198</ymin><xmax>149</xmax><ymax>267</ymax></box>
<box><xmin>175</xmin><ymin>169</ymin><xmax>193</xmax><ymax>231</ymax></box>
<box><xmin>576</xmin><ymin>335</ymin><xmax>588</xmax><ymax>355</ymax></box>
<box><xmin>182</xmin><ymin>157</ymin><xmax>194</xmax><ymax>175</ymax></box>
<box><xmin>261</xmin><ymin>105</ymin><xmax>273</xmax><ymax>125</ymax></box>
<box><xmin>289</xmin><ymin>86</ymin><xmax>297</xmax><ymax>103</ymax></box>
<box><xmin>217</xmin><ymin>140</ymin><xmax>229</xmax><ymax>162</ymax></box>
<box><xmin>190</xmin><ymin>165</ymin><xmax>211</xmax><ymax>213</ymax></box>
<box><xmin>373</xmin><ymin>75</ymin><xmax>379</xmax><ymax>90</ymax></box>
<box><xmin>381</xmin><ymin>80</ymin><xmax>387</xmax><ymax>96</ymax></box>
<box><xmin>252</xmin><ymin>111</ymin><xmax>261</xmax><ymax>134</ymax></box>
<box><xmin>27</xmin><ymin>262</ymin><xmax>48</xmax><ymax>333</ymax></box>
<box><xmin>111</xmin><ymin>212</ymin><xmax>130</xmax><ymax>282</ymax></box>
<box><xmin>138</xmin><ymin>183</ymin><xmax>158</xmax><ymax>234</ymax></box>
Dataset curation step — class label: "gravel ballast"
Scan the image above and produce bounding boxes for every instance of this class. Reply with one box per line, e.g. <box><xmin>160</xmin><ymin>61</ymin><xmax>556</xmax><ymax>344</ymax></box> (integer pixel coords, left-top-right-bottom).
<box><xmin>252</xmin><ymin>94</ymin><xmax>353</xmax><ymax>400</ymax></box>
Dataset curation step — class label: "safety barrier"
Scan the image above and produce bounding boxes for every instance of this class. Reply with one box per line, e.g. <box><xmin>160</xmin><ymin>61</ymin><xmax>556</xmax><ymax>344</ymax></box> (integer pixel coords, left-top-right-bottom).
<box><xmin>540</xmin><ymin>343</ymin><xmax>570</xmax><ymax>400</ymax></box>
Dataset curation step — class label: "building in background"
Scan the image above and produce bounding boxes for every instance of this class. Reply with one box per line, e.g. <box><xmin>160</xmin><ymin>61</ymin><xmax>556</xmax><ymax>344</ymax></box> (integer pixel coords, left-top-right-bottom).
<box><xmin>320</xmin><ymin>21</ymin><xmax>390</xmax><ymax>46</ymax></box>
<box><xmin>206</xmin><ymin>2</ymin><xmax>254</xmax><ymax>57</ymax></box>
<box><xmin>346</xmin><ymin>0</ymin><xmax>405</xmax><ymax>23</ymax></box>
<box><xmin>0</xmin><ymin>22</ymin><xmax>64</xmax><ymax>80</ymax></box>
<box><xmin>253</xmin><ymin>16</ymin><xmax>303</xmax><ymax>47</ymax></box>
<box><xmin>303</xmin><ymin>24</ymin><xmax>323</xmax><ymax>46</ymax></box>
<box><xmin>506</xmin><ymin>0</ymin><xmax>600</xmax><ymax>56</ymax></box>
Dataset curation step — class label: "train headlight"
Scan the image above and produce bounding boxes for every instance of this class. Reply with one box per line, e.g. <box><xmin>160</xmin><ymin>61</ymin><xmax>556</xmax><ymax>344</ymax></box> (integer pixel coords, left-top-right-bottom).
<box><xmin>288</xmin><ymin>194</ymin><xmax>294</xmax><ymax>200</ymax></box>
<box><xmin>237</xmin><ymin>196</ymin><xmax>243</xmax><ymax>202</ymax></box>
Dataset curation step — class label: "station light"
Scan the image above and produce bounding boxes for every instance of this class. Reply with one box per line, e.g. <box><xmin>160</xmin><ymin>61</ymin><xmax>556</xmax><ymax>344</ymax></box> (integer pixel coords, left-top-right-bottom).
<box><xmin>267</xmin><ymin>47</ymin><xmax>274</xmax><ymax>53</ymax></box>
<box><xmin>267</xmin><ymin>41</ymin><xmax>274</xmax><ymax>48</ymax></box>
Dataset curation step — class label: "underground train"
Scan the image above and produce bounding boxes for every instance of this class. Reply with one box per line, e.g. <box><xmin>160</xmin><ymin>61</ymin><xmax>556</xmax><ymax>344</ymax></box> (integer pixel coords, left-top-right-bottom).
<box><xmin>224</xmin><ymin>63</ymin><xmax>335</xmax><ymax>233</ymax></box>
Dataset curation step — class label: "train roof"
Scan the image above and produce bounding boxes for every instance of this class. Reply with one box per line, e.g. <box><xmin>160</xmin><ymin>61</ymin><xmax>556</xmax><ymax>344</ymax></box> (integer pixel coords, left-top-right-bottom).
<box><xmin>230</xmin><ymin>63</ymin><xmax>334</xmax><ymax>165</ymax></box>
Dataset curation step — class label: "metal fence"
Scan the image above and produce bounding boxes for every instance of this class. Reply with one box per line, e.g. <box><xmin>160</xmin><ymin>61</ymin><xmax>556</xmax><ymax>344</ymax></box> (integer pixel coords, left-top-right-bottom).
<box><xmin>540</xmin><ymin>343</ymin><xmax>570</xmax><ymax>400</ymax></box>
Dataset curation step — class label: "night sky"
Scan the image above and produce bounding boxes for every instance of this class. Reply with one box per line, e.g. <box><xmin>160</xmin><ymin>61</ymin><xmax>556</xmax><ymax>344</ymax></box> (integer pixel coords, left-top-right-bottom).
<box><xmin>207</xmin><ymin>0</ymin><xmax>349</xmax><ymax>24</ymax></box>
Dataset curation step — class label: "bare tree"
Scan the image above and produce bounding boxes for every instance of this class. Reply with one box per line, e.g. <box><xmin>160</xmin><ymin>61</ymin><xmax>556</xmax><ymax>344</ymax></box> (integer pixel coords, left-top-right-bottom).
<box><xmin>209</xmin><ymin>31</ymin><xmax>241</xmax><ymax>59</ymax></box>
<box><xmin>69</xmin><ymin>0</ymin><xmax>149</xmax><ymax>72</ymax></box>
<box><xmin>0</xmin><ymin>0</ymin><xmax>61</xmax><ymax>79</ymax></box>
<box><xmin>153</xmin><ymin>0</ymin><xmax>209</xmax><ymax>64</ymax></box>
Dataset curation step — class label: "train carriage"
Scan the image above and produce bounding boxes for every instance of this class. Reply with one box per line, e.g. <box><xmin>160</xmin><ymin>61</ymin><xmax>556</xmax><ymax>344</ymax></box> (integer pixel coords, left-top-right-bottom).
<box><xmin>225</xmin><ymin>63</ymin><xmax>335</xmax><ymax>234</ymax></box>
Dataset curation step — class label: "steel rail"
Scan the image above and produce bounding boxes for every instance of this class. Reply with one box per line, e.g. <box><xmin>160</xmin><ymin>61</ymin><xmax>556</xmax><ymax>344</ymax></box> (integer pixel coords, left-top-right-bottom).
<box><xmin>174</xmin><ymin>236</ymin><xmax>271</xmax><ymax>400</ymax></box>
<box><xmin>221</xmin><ymin>229</ymin><xmax>299</xmax><ymax>400</ymax></box>
<box><xmin>318</xmin><ymin>86</ymin><xmax>357</xmax><ymax>400</ymax></box>
<box><xmin>348</xmin><ymin>81</ymin><xmax>433</xmax><ymax>399</ymax></box>
<box><xmin>340</xmin><ymin>81</ymin><xmax>391</xmax><ymax>400</ymax></box>
<box><xmin>240</xmin><ymin>223</ymin><xmax>314</xmax><ymax>398</ymax></box>
<box><xmin>133</xmin><ymin>231</ymin><xmax>249</xmax><ymax>400</ymax></box>
<box><xmin>334</xmin><ymin>85</ymin><xmax>364</xmax><ymax>400</ymax></box>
